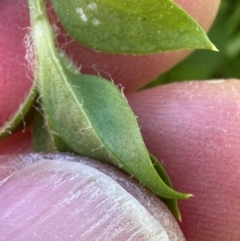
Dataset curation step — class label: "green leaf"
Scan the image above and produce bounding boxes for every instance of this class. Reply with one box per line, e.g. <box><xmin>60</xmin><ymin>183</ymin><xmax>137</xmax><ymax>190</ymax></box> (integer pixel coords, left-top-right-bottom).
<box><xmin>150</xmin><ymin>154</ymin><xmax>182</xmax><ymax>221</ymax></box>
<box><xmin>29</xmin><ymin>0</ymin><xmax>191</xmax><ymax>203</ymax></box>
<box><xmin>0</xmin><ymin>84</ymin><xmax>36</xmax><ymax>140</ymax></box>
<box><xmin>33</xmin><ymin>107</ymin><xmax>73</xmax><ymax>152</ymax></box>
<box><xmin>51</xmin><ymin>0</ymin><xmax>216</xmax><ymax>54</ymax></box>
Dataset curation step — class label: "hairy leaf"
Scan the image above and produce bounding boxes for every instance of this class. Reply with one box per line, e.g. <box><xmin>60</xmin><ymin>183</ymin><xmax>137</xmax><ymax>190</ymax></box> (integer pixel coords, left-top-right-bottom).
<box><xmin>0</xmin><ymin>84</ymin><xmax>36</xmax><ymax>140</ymax></box>
<box><xmin>29</xmin><ymin>0</ymin><xmax>191</xmax><ymax>210</ymax></box>
<box><xmin>33</xmin><ymin>107</ymin><xmax>72</xmax><ymax>152</ymax></box>
<box><xmin>51</xmin><ymin>0</ymin><xmax>216</xmax><ymax>54</ymax></box>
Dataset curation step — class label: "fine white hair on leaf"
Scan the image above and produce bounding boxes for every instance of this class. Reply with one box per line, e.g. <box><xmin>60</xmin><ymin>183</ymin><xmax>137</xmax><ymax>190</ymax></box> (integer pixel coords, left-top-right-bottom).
<box><xmin>58</xmin><ymin>50</ymin><xmax>81</xmax><ymax>74</ymax></box>
<box><xmin>70</xmin><ymin>85</ymin><xmax>81</xmax><ymax>90</ymax></box>
<box><xmin>51</xmin><ymin>23</ymin><xmax>61</xmax><ymax>38</ymax></box>
<box><xmin>92</xmin><ymin>64</ymin><xmax>102</xmax><ymax>77</ymax></box>
<box><xmin>57</xmin><ymin>36</ymin><xmax>74</xmax><ymax>51</ymax></box>
<box><xmin>91</xmin><ymin>64</ymin><xmax>114</xmax><ymax>83</ymax></box>
<box><xmin>49</xmin><ymin>129</ymin><xmax>60</xmax><ymax>137</ymax></box>
<box><xmin>91</xmin><ymin>144</ymin><xmax>104</xmax><ymax>152</ymax></box>
<box><xmin>66</xmin><ymin>60</ymin><xmax>73</xmax><ymax>69</ymax></box>
<box><xmin>35</xmin><ymin>94</ymin><xmax>43</xmax><ymax>105</ymax></box>
<box><xmin>117</xmin><ymin>84</ymin><xmax>128</xmax><ymax>103</ymax></box>
<box><xmin>79</xmin><ymin>126</ymin><xmax>91</xmax><ymax>134</ymax></box>
<box><xmin>23</xmin><ymin>30</ymin><xmax>36</xmax><ymax>78</ymax></box>
<box><xmin>5</xmin><ymin>129</ymin><xmax>12</xmax><ymax>135</ymax></box>
<box><xmin>74</xmin><ymin>65</ymin><xmax>82</xmax><ymax>74</ymax></box>
<box><xmin>34</xmin><ymin>106</ymin><xmax>44</xmax><ymax>116</ymax></box>
<box><xmin>20</xmin><ymin>111</ymin><xmax>26</xmax><ymax>133</ymax></box>
<box><xmin>46</xmin><ymin>4</ymin><xmax>60</xmax><ymax>23</ymax></box>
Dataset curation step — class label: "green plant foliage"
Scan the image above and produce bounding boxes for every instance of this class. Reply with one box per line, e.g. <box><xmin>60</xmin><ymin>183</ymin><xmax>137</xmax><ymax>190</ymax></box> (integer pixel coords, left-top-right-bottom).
<box><xmin>146</xmin><ymin>0</ymin><xmax>240</xmax><ymax>87</ymax></box>
<box><xmin>149</xmin><ymin>154</ymin><xmax>182</xmax><ymax>221</ymax></box>
<box><xmin>0</xmin><ymin>84</ymin><xmax>36</xmax><ymax>140</ymax></box>
<box><xmin>51</xmin><ymin>0</ymin><xmax>216</xmax><ymax>54</ymax></box>
<box><xmin>33</xmin><ymin>108</ymin><xmax>73</xmax><ymax>152</ymax></box>
<box><xmin>29</xmin><ymin>0</ymin><xmax>191</xmax><ymax>219</ymax></box>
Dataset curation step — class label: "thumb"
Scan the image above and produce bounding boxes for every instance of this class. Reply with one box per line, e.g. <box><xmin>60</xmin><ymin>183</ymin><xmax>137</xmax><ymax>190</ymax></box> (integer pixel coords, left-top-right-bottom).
<box><xmin>0</xmin><ymin>153</ymin><xmax>185</xmax><ymax>241</ymax></box>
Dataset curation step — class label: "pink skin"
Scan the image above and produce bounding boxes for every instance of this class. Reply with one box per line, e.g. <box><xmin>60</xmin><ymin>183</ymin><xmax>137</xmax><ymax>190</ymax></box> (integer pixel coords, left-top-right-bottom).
<box><xmin>0</xmin><ymin>127</ymin><xmax>32</xmax><ymax>155</ymax></box>
<box><xmin>0</xmin><ymin>154</ymin><xmax>185</xmax><ymax>240</ymax></box>
<box><xmin>2</xmin><ymin>0</ymin><xmax>240</xmax><ymax>240</ymax></box>
<box><xmin>128</xmin><ymin>80</ymin><xmax>240</xmax><ymax>240</ymax></box>
<box><xmin>0</xmin><ymin>0</ymin><xmax>33</xmax><ymax>127</ymax></box>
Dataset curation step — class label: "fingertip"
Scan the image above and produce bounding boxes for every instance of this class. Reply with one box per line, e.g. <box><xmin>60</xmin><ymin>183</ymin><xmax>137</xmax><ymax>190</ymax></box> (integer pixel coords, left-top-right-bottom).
<box><xmin>0</xmin><ymin>154</ymin><xmax>185</xmax><ymax>240</ymax></box>
<box><xmin>127</xmin><ymin>79</ymin><xmax>240</xmax><ymax>240</ymax></box>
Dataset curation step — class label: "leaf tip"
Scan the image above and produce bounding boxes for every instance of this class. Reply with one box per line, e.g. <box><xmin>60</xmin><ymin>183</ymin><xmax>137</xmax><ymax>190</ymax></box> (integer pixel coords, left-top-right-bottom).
<box><xmin>187</xmin><ymin>193</ymin><xmax>194</xmax><ymax>198</ymax></box>
<box><xmin>210</xmin><ymin>43</ymin><xmax>219</xmax><ymax>52</ymax></box>
<box><xmin>177</xmin><ymin>213</ymin><xmax>182</xmax><ymax>223</ymax></box>
<box><xmin>181</xmin><ymin>193</ymin><xmax>194</xmax><ymax>199</ymax></box>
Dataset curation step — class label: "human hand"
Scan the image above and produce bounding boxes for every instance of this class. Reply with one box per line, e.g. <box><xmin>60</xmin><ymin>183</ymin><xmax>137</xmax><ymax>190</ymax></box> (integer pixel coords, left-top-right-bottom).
<box><xmin>1</xmin><ymin>0</ymin><xmax>240</xmax><ymax>240</ymax></box>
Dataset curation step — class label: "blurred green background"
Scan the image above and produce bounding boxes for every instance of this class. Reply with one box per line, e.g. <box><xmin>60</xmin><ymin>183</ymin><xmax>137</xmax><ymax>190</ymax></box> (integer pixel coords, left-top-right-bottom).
<box><xmin>146</xmin><ymin>0</ymin><xmax>240</xmax><ymax>88</ymax></box>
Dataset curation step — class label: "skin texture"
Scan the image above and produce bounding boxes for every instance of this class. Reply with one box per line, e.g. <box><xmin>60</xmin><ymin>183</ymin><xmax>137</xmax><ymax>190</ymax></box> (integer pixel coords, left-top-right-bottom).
<box><xmin>2</xmin><ymin>0</ymin><xmax>240</xmax><ymax>241</ymax></box>
<box><xmin>0</xmin><ymin>153</ymin><xmax>185</xmax><ymax>241</ymax></box>
<box><xmin>128</xmin><ymin>80</ymin><xmax>240</xmax><ymax>240</ymax></box>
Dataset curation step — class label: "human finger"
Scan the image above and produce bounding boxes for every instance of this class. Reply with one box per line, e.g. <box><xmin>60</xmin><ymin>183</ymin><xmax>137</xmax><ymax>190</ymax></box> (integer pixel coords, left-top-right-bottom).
<box><xmin>0</xmin><ymin>153</ymin><xmax>185</xmax><ymax>241</ymax></box>
<box><xmin>0</xmin><ymin>127</ymin><xmax>32</xmax><ymax>155</ymax></box>
<box><xmin>127</xmin><ymin>79</ymin><xmax>240</xmax><ymax>241</ymax></box>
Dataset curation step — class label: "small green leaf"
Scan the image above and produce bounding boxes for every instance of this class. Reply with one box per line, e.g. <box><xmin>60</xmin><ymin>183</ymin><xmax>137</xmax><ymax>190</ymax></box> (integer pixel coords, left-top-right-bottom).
<box><xmin>51</xmin><ymin>0</ymin><xmax>216</xmax><ymax>54</ymax></box>
<box><xmin>33</xmin><ymin>107</ymin><xmax>73</xmax><ymax>152</ymax></box>
<box><xmin>29</xmin><ymin>0</ymin><xmax>191</xmax><ymax>202</ymax></box>
<box><xmin>150</xmin><ymin>154</ymin><xmax>182</xmax><ymax>221</ymax></box>
<box><xmin>0</xmin><ymin>84</ymin><xmax>36</xmax><ymax>140</ymax></box>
